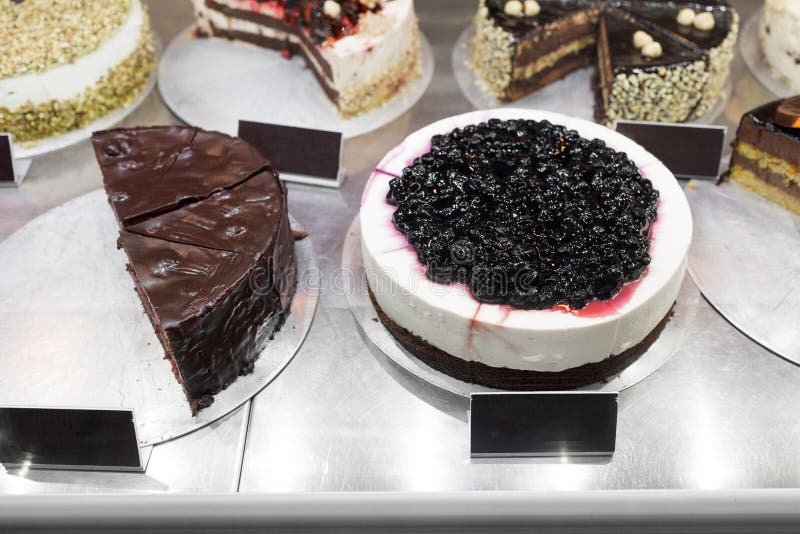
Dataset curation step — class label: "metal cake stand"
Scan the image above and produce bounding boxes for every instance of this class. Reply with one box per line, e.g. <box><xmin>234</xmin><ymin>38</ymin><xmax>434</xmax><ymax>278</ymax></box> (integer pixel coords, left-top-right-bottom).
<box><xmin>687</xmin><ymin>179</ymin><xmax>800</xmax><ymax>365</ymax></box>
<box><xmin>13</xmin><ymin>38</ymin><xmax>161</xmax><ymax>161</ymax></box>
<box><xmin>451</xmin><ymin>25</ymin><xmax>731</xmax><ymax>125</ymax></box>
<box><xmin>0</xmin><ymin>189</ymin><xmax>319</xmax><ymax>446</ymax></box>
<box><xmin>342</xmin><ymin>216</ymin><xmax>700</xmax><ymax>398</ymax></box>
<box><xmin>158</xmin><ymin>25</ymin><xmax>435</xmax><ymax>140</ymax></box>
<box><xmin>740</xmin><ymin>11</ymin><xmax>796</xmax><ymax>98</ymax></box>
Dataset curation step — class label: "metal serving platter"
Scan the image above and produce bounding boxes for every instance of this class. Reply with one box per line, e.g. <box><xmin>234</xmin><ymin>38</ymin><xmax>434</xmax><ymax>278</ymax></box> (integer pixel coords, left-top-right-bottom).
<box><xmin>740</xmin><ymin>11</ymin><xmax>796</xmax><ymax>98</ymax></box>
<box><xmin>0</xmin><ymin>189</ymin><xmax>318</xmax><ymax>446</ymax></box>
<box><xmin>158</xmin><ymin>25</ymin><xmax>435</xmax><ymax>140</ymax></box>
<box><xmin>342</xmin><ymin>217</ymin><xmax>700</xmax><ymax>398</ymax></box>
<box><xmin>13</xmin><ymin>38</ymin><xmax>161</xmax><ymax>161</ymax></box>
<box><xmin>451</xmin><ymin>25</ymin><xmax>731</xmax><ymax>125</ymax></box>
<box><xmin>687</xmin><ymin>179</ymin><xmax>800</xmax><ymax>364</ymax></box>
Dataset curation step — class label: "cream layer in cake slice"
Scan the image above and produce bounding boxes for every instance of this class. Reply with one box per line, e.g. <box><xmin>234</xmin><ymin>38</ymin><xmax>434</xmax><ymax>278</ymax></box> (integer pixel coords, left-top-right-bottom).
<box><xmin>191</xmin><ymin>0</ymin><xmax>420</xmax><ymax>117</ymax></box>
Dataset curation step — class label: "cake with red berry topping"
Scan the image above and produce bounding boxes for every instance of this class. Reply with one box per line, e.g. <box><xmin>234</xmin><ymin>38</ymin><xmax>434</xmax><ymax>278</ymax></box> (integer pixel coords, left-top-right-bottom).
<box><xmin>192</xmin><ymin>0</ymin><xmax>420</xmax><ymax>117</ymax></box>
<box><xmin>361</xmin><ymin>109</ymin><xmax>692</xmax><ymax>389</ymax></box>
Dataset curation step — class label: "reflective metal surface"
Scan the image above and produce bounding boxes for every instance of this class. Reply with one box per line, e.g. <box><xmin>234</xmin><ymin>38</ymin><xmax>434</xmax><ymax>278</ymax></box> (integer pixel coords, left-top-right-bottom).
<box><xmin>3</xmin><ymin>0</ymin><xmax>800</xmax><ymax>498</ymax></box>
<box><xmin>342</xmin><ymin>217</ymin><xmax>700</xmax><ymax>397</ymax></box>
<box><xmin>451</xmin><ymin>25</ymin><xmax>730</xmax><ymax>124</ymax></box>
<box><xmin>687</xmin><ymin>179</ymin><xmax>800</xmax><ymax>363</ymax></box>
<box><xmin>159</xmin><ymin>26</ymin><xmax>435</xmax><ymax>139</ymax></box>
<box><xmin>740</xmin><ymin>10</ymin><xmax>795</xmax><ymax>98</ymax></box>
<box><xmin>0</xmin><ymin>190</ymin><xmax>318</xmax><ymax>446</ymax></box>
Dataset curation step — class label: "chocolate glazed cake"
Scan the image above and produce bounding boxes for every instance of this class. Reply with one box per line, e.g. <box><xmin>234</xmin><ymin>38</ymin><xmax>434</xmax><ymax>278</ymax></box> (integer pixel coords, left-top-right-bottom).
<box><xmin>470</xmin><ymin>0</ymin><xmax>738</xmax><ymax>124</ymax></box>
<box><xmin>725</xmin><ymin>97</ymin><xmax>800</xmax><ymax>215</ymax></box>
<box><xmin>92</xmin><ymin>126</ymin><xmax>296</xmax><ymax>413</ymax></box>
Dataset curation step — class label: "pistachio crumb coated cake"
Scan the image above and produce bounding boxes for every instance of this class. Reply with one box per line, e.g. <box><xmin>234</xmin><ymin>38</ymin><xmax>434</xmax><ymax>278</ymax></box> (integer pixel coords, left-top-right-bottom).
<box><xmin>469</xmin><ymin>0</ymin><xmax>738</xmax><ymax>124</ymax></box>
<box><xmin>191</xmin><ymin>0</ymin><xmax>420</xmax><ymax>118</ymax></box>
<box><xmin>726</xmin><ymin>97</ymin><xmax>800</xmax><ymax>215</ymax></box>
<box><xmin>361</xmin><ymin>110</ymin><xmax>692</xmax><ymax>389</ymax></box>
<box><xmin>0</xmin><ymin>0</ymin><xmax>157</xmax><ymax>144</ymax></box>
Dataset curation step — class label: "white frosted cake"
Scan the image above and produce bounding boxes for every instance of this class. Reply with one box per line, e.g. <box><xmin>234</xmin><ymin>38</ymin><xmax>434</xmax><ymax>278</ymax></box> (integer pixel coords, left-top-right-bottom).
<box><xmin>760</xmin><ymin>0</ymin><xmax>800</xmax><ymax>92</ymax></box>
<box><xmin>0</xmin><ymin>0</ymin><xmax>156</xmax><ymax>143</ymax></box>
<box><xmin>360</xmin><ymin>109</ymin><xmax>692</xmax><ymax>388</ymax></box>
<box><xmin>191</xmin><ymin>0</ymin><xmax>420</xmax><ymax>117</ymax></box>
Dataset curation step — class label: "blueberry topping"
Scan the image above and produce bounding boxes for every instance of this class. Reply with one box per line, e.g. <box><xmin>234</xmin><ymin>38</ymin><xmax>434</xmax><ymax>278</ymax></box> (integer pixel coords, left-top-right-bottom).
<box><xmin>387</xmin><ymin>118</ymin><xmax>659</xmax><ymax>310</ymax></box>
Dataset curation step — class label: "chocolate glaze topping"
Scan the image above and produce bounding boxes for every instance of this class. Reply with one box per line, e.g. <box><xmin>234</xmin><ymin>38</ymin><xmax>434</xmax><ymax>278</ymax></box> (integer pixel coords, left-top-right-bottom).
<box><xmin>92</xmin><ymin>126</ymin><xmax>296</xmax><ymax>414</ymax></box>
<box><xmin>388</xmin><ymin>119</ymin><xmax>658</xmax><ymax>311</ymax></box>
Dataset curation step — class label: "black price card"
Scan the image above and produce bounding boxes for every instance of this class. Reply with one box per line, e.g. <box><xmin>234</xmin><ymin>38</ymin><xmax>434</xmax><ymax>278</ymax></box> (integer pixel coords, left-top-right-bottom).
<box><xmin>470</xmin><ymin>392</ymin><xmax>618</xmax><ymax>458</ymax></box>
<box><xmin>614</xmin><ymin>120</ymin><xmax>727</xmax><ymax>180</ymax></box>
<box><xmin>0</xmin><ymin>134</ymin><xmax>17</xmax><ymax>186</ymax></box>
<box><xmin>238</xmin><ymin>120</ymin><xmax>344</xmax><ymax>188</ymax></box>
<box><xmin>0</xmin><ymin>407</ymin><xmax>142</xmax><ymax>471</ymax></box>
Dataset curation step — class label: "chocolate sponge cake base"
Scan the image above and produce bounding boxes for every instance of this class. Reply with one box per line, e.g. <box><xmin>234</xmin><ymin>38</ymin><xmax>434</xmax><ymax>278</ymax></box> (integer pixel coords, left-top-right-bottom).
<box><xmin>370</xmin><ymin>289</ymin><xmax>674</xmax><ymax>390</ymax></box>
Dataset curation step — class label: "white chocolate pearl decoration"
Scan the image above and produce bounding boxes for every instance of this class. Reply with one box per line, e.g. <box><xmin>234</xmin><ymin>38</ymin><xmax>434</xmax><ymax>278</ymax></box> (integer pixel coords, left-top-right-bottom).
<box><xmin>504</xmin><ymin>0</ymin><xmax>523</xmax><ymax>17</ymax></box>
<box><xmin>694</xmin><ymin>11</ymin><xmax>715</xmax><ymax>31</ymax></box>
<box><xmin>323</xmin><ymin>0</ymin><xmax>341</xmax><ymax>19</ymax></box>
<box><xmin>676</xmin><ymin>8</ymin><xmax>696</xmax><ymax>26</ymax></box>
<box><xmin>524</xmin><ymin>0</ymin><xmax>541</xmax><ymax>16</ymax></box>
<box><xmin>642</xmin><ymin>41</ymin><xmax>663</xmax><ymax>59</ymax></box>
<box><xmin>633</xmin><ymin>30</ymin><xmax>654</xmax><ymax>49</ymax></box>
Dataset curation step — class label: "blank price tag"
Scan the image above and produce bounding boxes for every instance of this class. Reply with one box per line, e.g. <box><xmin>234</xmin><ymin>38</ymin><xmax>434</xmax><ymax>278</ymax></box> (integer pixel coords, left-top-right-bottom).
<box><xmin>470</xmin><ymin>392</ymin><xmax>618</xmax><ymax>458</ymax></box>
<box><xmin>614</xmin><ymin>120</ymin><xmax>727</xmax><ymax>180</ymax></box>
<box><xmin>0</xmin><ymin>407</ymin><xmax>142</xmax><ymax>471</ymax></box>
<box><xmin>238</xmin><ymin>120</ymin><xmax>344</xmax><ymax>188</ymax></box>
<box><xmin>0</xmin><ymin>134</ymin><xmax>17</xmax><ymax>186</ymax></box>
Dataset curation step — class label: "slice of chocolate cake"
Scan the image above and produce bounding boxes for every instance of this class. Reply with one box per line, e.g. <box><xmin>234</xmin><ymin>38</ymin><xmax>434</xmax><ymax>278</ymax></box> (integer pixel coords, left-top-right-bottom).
<box><xmin>92</xmin><ymin>126</ymin><xmax>296</xmax><ymax>413</ymax></box>
<box><xmin>469</xmin><ymin>0</ymin><xmax>600</xmax><ymax>101</ymax></box>
<box><xmin>725</xmin><ymin>97</ymin><xmax>800</xmax><ymax>215</ymax></box>
<box><xmin>469</xmin><ymin>0</ymin><xmax>738</xmax><ymax>124</ymax></box>
<box><xmin>596</xmin><ymin>9</ymin><xmax>708</xmax><ymax>124</ymax></box>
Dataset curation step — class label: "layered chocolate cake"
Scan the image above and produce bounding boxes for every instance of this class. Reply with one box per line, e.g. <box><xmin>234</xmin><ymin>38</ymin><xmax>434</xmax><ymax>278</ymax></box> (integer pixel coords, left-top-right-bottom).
<box><xmin>725</xmin><ymin>97</ymin><xmax>800</xmax><ymax>215</ymax></box>
<box><xmin>0</xmin><ymin>0</ymin><xmax>156</xmax><ymax>143</ymax></box>
<box><xmin>92</xmin><ymin>126</ymin><xmax>296</xmax><ymax>413</ymax></box>
<box><xmin>361</xmin><ymin>109</ymin><xmax>692</xmax><ymax>389</ymax></box>
<box><xmin>469</xmin><ymin>0</ymin><xmax>738</xmax><ymax>124</ymax></box>
<box><xmin>191</xmin><ymin>0</ymin><xmax>420</xmax><ymax>118</ymax></box>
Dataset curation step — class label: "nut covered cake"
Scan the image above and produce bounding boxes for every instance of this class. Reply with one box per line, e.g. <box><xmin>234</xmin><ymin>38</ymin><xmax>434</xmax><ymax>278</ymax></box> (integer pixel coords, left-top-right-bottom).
<box><xmin>469</xmin><ymin>0</ymin><xmax>738</xmax><ymax>124</ymax></box>
<box><xmin>725</xmin><ymin>96</ymin><xmax>800</xmax><ymax>215</ymax></box>
<box><xmin>191</xmin><ymin>0</ymin><xmax>421</xmax><ymax>118</ymax></box>
<box><xmin>0</xmin><ymin>0</ymin><xmax>156</xmax><ymax>143</ymax></box>
<box><xmin>92</xmin><ymin>126</ymin><xmax>296</xmax><ymax>413</ymax></box>
<box><xmin>361</xmin><ymin>110</ymin><xmax>692</xmax><ymax>389</ymax></box>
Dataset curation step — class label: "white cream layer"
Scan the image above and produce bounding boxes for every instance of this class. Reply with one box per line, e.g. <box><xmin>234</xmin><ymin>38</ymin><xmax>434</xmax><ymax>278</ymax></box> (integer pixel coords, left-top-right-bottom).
<box><xmin>360</xmin><ymin>109</ymin><xmax>693</xmax><ymax>373</ymax></box>
<box><xmin>760</xmin><ymin>0</ymin><xmax>800</xmax><ymax>92</ymax></box>
<box><xmin>0</xmin><ymin>0</ymin><xmax>146</xmax><ymax>110</ymax></box>
<box><xmin>192</xmin><ymin>0</ymin><xmax>416</xmax><ymax>92</ymax></box>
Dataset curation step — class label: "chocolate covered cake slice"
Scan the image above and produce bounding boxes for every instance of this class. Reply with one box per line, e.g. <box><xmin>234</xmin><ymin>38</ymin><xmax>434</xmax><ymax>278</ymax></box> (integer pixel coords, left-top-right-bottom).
<box><xmin>595</xmin><ymin>9</ymin><xmax>707</xmax><ymax>124</ymax></box>
<box><xmin>92</xmin><ymin>126</ymin><xmax>296</xmax><ymax>413</ymax></box>
<box><xmin>469</xmin><ymin>0</ymin><xmax>737</xmax><ymax>124</ymax></box>
<box><xmin>469</xmin><ymin>0</ymin><xmax>600</xmax><ymax>101</ymax></box>
<box><xmin>725</xmin><ymin>97</ymin><xmax>800</xmax><ymax>215</ymax></box>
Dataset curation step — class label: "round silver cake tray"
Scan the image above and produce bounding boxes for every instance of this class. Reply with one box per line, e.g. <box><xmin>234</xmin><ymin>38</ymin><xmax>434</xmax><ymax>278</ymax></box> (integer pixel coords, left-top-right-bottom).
<box><xmin>13</xmin><ymin>37</ymin><xmax>161</xmax><ymax>161</ymax></box>
<box><xmin>343</xmin><ymin>216</ymin><xmax>700</xmax><ymax>398</ymax></box>
<box><xmin>452</xmin><ymin>25</ymin><xmax>730</xmax><ymax>125</ymax></box>
<box><xmin>158</xmin><ymin>25</ymin><xmax>435</xmax><ymax>140</ymax></box>
<box><xmin>687</xmin><ymin>179</ymin><xmax>800</xmax><ymax>365</ymax></box>
<box><xmin>0</xmin><ymin>189</ymin><xmax>319</xmax><ymax>446</ymax></box>
<box><xmin>740</xmin><ymin>10</ymin><xmax>796</xmax><ymax>99</ymax></box>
